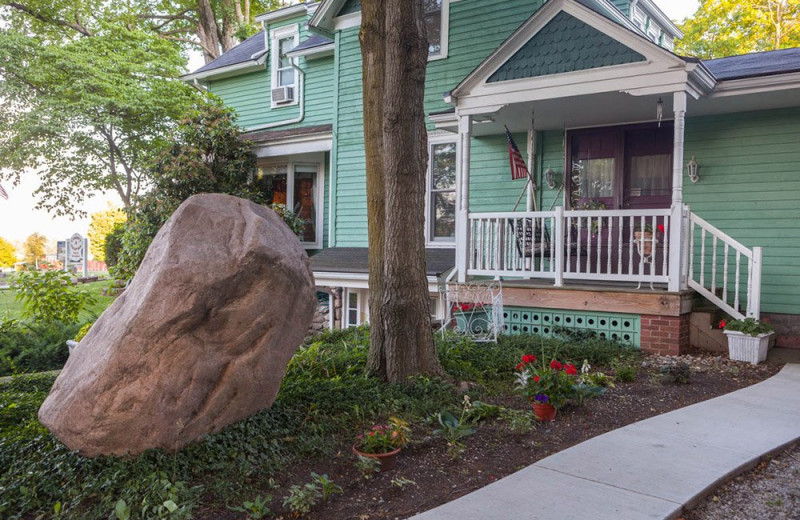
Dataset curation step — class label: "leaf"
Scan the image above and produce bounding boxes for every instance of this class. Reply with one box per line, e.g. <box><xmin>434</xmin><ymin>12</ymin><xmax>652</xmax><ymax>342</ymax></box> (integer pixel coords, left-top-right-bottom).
<box><xmin>163</xmin><ymin>499</ymin><xmax>178</xmax><ymax>512</ymax></box>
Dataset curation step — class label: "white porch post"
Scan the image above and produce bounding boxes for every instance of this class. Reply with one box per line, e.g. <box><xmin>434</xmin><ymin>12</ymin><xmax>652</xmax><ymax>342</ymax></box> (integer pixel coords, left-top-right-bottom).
<box><xmin>456</xmin><ymin>115</ymin><xmax>472</xmax><ymax>283</ymax></box>
<box><xmin>669</xmin><ymin>91</ymin><xmax>687</xmax><ymax>292</ymax></box>
<box><xmin>526</xmin><ymin>116</ymin><xmax>535</xmax><ymax>212</ymax></box>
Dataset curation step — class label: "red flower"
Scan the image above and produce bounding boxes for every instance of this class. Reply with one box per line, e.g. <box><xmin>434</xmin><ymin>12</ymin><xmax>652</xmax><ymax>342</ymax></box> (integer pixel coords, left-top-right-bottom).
<box><xmin>550</xmin><ymin>360</ymin><xmax>562</xmax><ymax>371</ymax></box>
<box><xmin>657</xmin><ymin>224</ymin><xmax>665</xmax><ymax>233</ymax></box>
<box><xmin>533</xmin><ymin>376</ymin><xmax>540</xmax><ymax>382</ymax></box>
<box><xmin>564</xmin><ymin>364</ymin><xmax>578</xmax><ymax>375</ymax></box>
<box><xmin>521</xmin><ymin>354</ymin><xmax>536</xmax><ymax>364</ymax></box>
<box><xmin>515</xmin><ymin>362</ymin><xmax>525</xmax><ymax>371</ymax></box>
<box><xmin>719</xmin><ymin>319</ymin><xmax>727</xmax><ymax>329</ymax></box>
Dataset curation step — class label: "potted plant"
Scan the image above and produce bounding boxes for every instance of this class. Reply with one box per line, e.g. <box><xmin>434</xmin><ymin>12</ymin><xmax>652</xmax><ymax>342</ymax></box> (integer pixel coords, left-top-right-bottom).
<box><xmin>352</xmin><ymin>417</ymin><xmax>410</xmax><ymax>471</ymax></box>
<box><xmin>634</xmin><ymin>223</ymin><xmax>664</xmax><ymax>257</ymax></box>
<box><xmin>514</xmin><ymin>354</ymin><xmax>578</xmax><ymax>421</ymax></box>
<box><xmin>720</xmin><ymin>318</ymin><xmax>774</xmax><ymax>364</ymax></box>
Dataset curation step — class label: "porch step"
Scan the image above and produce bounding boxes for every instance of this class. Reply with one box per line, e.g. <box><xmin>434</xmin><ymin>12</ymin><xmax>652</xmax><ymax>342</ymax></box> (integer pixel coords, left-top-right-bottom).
<box><xmin>689</xmin><ymin>311</ymin><xmax>728</xmax><ymax>353</ymax></box>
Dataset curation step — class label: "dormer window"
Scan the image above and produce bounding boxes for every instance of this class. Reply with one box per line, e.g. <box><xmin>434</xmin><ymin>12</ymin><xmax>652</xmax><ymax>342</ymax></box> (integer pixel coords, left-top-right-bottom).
<box><xmin>270</xmin><ymin>25</ymin><xmax>299</xmax><ymax>107</ymax></box>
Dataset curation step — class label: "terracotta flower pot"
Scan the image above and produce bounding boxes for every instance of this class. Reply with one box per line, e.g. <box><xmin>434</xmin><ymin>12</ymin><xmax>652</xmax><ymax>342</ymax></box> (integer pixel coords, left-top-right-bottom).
<box><xmin>531</xmin><ymin>402</ymin><xmax>557</xmax><ymax>422</ymax></box>
<box><xmin>352</xmin><ymin>445</ymin><xmax>402</xmax><ymax>472</ymax></box>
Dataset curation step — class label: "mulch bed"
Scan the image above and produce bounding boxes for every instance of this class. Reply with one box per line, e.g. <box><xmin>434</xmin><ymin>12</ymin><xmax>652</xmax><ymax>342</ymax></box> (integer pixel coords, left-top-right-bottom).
<box><xmin>196</xmin><ymin>352</ymin><xmax>782</xmax><ymax>520</ymax></box>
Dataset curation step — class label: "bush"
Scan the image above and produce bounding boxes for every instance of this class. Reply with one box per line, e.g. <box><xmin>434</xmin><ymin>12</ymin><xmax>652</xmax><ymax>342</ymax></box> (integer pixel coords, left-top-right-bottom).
<box><xmin>104</xmin><ymin>222</ymin><xmax>126</xmax><ymax>270</ymax></box>
<box><xmin>13</xmin><ymin>270</ymin><xmax>96</xmax><ymax>324</ymax></box>
<box><xmin>0</xmin><ymin>320</ymin><xmax>82</xmax><ymax>376</ymax></box>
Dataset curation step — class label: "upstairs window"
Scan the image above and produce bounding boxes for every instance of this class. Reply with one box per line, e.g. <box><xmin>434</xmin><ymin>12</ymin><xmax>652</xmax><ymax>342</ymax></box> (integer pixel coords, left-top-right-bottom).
<box><xmin>270</xmin><ymin>25</ymin><xmax>299</xmax><ymax>107</ymax></box>
<box><xmin>425</xmin><ymin>0</ymin><xmax>443</xmax><ymax>56</ymax></box>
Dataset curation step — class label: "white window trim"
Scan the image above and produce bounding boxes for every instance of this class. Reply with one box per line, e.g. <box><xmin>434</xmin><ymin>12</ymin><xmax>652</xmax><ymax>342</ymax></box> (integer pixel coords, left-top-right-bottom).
<box><xmin>270</xmin><ymin>24</ymin><xmax>300</xmax><ymax>109</ymax></box>
<box><xmin>345</xmin><ymin>288</ymin><xmax>364</xmax><ymax>327</ymax></box>
<box><xmin>331</xmin><ymin>0</ymin><xmax>460</xmax><ymax>61</ymax></box>
<box><xmin>425</xmin><ymin>133</ymin><xmax>459</xmax><ymax>248</ymax></box>
<box><xmin>259</xmin><ymin>156</ymin><xmax>325</xmax><ymax>249</ymax></box>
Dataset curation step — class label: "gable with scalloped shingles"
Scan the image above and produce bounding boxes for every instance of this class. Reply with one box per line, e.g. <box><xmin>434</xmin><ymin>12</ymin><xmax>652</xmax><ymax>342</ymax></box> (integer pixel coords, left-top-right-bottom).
<box><xmin>488</xmin><ymin>11</ymin><xmax>646</xmax><ymax>82</ymax></box>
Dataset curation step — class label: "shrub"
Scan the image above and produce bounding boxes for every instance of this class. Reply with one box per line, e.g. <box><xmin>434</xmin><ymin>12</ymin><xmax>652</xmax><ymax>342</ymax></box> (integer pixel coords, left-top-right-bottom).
<box><xmin>13</xmin><ymin>270</ymin><xmax>96</xmax><ymax>324</ymax></box>
<box><xmin>104</xmin><ymin>222</ymin><xmax>126</xmax><ymax>270</ymax></box>
<box><xmin>0</xmin><ymin>320</ymin><xmax>82</xmax><ymax>376</ymax></box>
<box><xmin>659</xmin><ymin>361</ymin><xmax>692</xmax><ymax>384</ymax></box>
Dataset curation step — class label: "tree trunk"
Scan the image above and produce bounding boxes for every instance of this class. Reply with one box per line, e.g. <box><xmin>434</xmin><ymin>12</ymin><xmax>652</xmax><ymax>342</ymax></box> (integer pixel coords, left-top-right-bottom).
<box><xmin>361</xmin><ymin>0</ymin><xmax>388</xmax><ymax>376</ymax></box>
<box><xmin>197</xmin><ymin>0</ymin><xmax>222</xmax><ymax>62</ymax></box>
<box><xmin>362</xmin><ymin>0</ymin><xmax>444</xmax><ymax>382</ymax></box>
<box><xmin>219</xmin><ymin>0</ymin><xmax>238</xmax><ymax>53</ymax></box>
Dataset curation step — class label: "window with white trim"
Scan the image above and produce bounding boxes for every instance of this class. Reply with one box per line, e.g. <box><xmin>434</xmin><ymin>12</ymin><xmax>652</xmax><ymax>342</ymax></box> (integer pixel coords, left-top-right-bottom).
<box><xmin>270</xmin><ymin>25</ymin><xmax>299</xmax><ymax>107</ymax></box>
<box><xmin>256</xmin><ymin>161</ymin><xmax>323</xmax><ymax>248</ymax></box>
<box><xmin>425</xmin><ymin>0</ymin><xmax>443</xmax><ymax>56</ymax></box>
<box><xmin>427</xmin><ymin>138</ymin><xmax>457</xmax><ymax>244</ymax></box>
<box><xmin>346</xmin><ymin>290</ymin><xmax>360</xmax><ymax>327</ymax></box>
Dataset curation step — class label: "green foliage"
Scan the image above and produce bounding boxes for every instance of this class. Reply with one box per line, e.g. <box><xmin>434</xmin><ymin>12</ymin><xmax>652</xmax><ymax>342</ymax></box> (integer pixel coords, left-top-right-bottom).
<box><xmin>0</xmin><ymin>21</ymin><xmax>199</xmax><ymax>216</ymax></box>
<box><xmin>282</xmin><ymin>481</ymin><xmax>322</xmax><ymax>516</ymax></box>
<box><xmin>723</xmin><ymin>317</ymin><xmax>774</xmax><ymax>336</ymax></box>
<box><xmin>228</xmin><ymin>495</ymin><xmax>272</xmax><ymax>519</ymax></box>
<box><xmin>514</xmin><ymin>355</ymin><xmax>578</xmax><ymax>409</ymax></box>
<box><xmin>611</xmin><ymin>357</ymin><xmax>638</xmax><ymax>383</ymax></box>
<box><xmin>88</xmin><ymin>205</ymin><xmax>126</xmax><ymax>262</ymax></box>
<box><xmin>104</xmin><ymin>222</ymin><xmax>126</xmax><ymax>270</ymax></box>
<box><xmin>433</xmin><ymin>396</ymin><xmax>477</xmax><ymax>456</ymax></box>
<box><xmin>13</xmin><ymin>270</ymin><xmax>95</xmax><ymax>323</ymax></box>
<box><xmin>0</xmin><ymin>320</ymin><xmax>82</xmax><ymax>376</ymax></box>
<box><xmin>354</xmin><ymin>417</ymin><xmax>410</xmax><ymax>454</ymax></box>
<box><xmin>74</xmin><ymin>322</ymin><xmax>93</xmax><ymax>342</ymax></box>
<box><xmin>354</xmin><ymin>454</ymin><xmax>381</xmax><ymax>480</ymax></box>
<box><xmin>111</xmin><ymin>102</ymin><xmax>304</xmax><ymax>280</ymax></box>
<box><xmin>0</xmin><ymin>237</ymin><xmax>16</xmax><ymax>267</ymax></box>
<box><xmin>676</xmin><ymin>0</ymin><xmax>800</xmax><ymax>59</ymax></box>
<box><xmin>497</xmin><ymin>407</ymin><xmax>535</xmax><ymax>434</ymax></box>
<box><xmin>570</xmin><ymin>383</ymin><xmax>606</xmax><ymax>406</ymax></box>
<box><xmin>310</xmin><ymin>473</ymin><xmax>343</xmax><ymax>501</ymax></box>
<box><xmin>659</xmin><ymin>361</ymin><xmax>692</xmax><ymax>385</ymax></box>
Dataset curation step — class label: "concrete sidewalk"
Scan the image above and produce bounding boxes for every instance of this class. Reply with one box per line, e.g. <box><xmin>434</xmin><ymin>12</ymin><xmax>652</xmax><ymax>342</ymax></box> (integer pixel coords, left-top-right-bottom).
<box><xmin>410</xmin><ymin>364</ymin><xmax>800</xmax><ymax>520</ymax></box>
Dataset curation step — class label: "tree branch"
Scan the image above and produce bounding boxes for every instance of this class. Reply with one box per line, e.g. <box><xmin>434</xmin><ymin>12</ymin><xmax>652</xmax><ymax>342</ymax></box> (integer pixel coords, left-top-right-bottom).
<box><xmin>3</xmin><ymin>2</ymin><xmax>94</xmax><ymax>36</ymax></box>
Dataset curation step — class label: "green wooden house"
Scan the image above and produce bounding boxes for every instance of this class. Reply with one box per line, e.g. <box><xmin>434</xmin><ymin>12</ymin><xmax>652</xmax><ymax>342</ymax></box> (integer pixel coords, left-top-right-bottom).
<box><xmin>184</xmin><ymin>0</ymin><xmax>800</xmax><ymax>354</ymax></box>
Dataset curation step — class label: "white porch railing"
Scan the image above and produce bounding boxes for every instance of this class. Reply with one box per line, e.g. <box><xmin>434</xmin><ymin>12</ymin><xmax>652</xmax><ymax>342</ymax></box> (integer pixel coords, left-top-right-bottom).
<box><xmin>687</xmin><ymin>213</ymin><xmax>761</xmax><ymax>320</ymax></box>
<box><xmin>467</xmin><ymin>208</ymin><xmax>675</xmax><ymax>286</ymax></box>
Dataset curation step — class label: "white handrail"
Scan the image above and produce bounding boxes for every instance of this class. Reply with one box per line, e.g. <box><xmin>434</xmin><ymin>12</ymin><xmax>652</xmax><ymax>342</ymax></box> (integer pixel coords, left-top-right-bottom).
<box><xmin>686</xmin><ymin>212</ymin><xmax>761</xmax><ymax>320</ymax></box>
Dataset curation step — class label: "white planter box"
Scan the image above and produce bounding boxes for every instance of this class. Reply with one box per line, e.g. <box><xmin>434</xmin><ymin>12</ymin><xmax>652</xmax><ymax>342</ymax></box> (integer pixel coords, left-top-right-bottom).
<box><xmin>724</xmin><ymin>330</ymin><xmax>773</xmax><ymax>365</ymax></box>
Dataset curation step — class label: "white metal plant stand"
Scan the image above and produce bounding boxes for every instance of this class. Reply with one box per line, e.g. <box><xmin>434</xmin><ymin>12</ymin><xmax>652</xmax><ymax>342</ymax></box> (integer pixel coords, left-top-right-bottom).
<box><xmin>440</xmin><ymin>281</ymin><xmax>504</xmax><ymax>343</ymax></box>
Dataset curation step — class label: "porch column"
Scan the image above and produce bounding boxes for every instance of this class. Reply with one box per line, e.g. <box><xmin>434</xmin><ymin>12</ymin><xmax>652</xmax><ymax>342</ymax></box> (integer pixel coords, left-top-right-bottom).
<box><xmin>669</xmin><ymin>91</ymin><xmax>687</xmax><ymax>292</ymax></box>
<box><xmin>456</xmin><ymin>115</ymin><xmax>472</xmax><ymax>283</ymax></box>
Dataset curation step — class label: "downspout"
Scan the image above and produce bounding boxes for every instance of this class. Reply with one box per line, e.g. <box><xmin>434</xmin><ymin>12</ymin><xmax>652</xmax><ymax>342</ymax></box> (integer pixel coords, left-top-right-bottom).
<box><xmin>246</xmin><ymin>21</ymin><xmax>306</xmax><ymax>132</ymax></box>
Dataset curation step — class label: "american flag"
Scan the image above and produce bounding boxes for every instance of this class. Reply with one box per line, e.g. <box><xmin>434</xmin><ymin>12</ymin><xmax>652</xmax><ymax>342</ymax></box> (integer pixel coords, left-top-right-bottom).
<box><xmin>0</xmin><ymin>184</ymin><xmax>7</xmax><ymax>200</ymax></box>
<box><xmin>504</xmin><ymin>126</ymin><xmax>530</xmax><ymax>181</ymax></box>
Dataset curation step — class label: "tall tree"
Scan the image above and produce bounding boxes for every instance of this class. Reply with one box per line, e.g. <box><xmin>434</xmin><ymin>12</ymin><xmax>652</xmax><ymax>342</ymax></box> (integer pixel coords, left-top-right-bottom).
<box><xmin>0</xmin><ymin>236</ymin><xmax>16</xmax><ymax>267</ymax></box>
<box><xmin>0</xmin><ymin>16</ymin><xmax>199</xmax><ymax>216</ymax></box>
<box><xmin>677</xmin><ymin>0</ymin><xmax>800</xmax><ymax>59</ymax></box>
<box><xmin>22</xmin><ymin>232</ymin><xmax>46</xmax><ymax>266</ymax></box>
<box><xmin>88</xmin><ymin>205</ymin><xmax>127</xmax><ymax>262</ymax></box>
<box><xmin>1</xmin><ymin>0</ymin><xmax>282</xmax><ymax>64</ymax></box>
<box><xmin>360</xmin><ymin>0</ymin><xmax>443</xmax><ymax>383</ymax></box>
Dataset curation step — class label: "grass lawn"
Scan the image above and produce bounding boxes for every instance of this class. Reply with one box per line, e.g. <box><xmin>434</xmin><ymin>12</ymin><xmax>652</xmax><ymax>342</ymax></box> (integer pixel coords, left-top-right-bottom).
<box><xmin>0</xmin><ymin>280</ymin><xmax>115</xmax><ymax>322</ymax></box>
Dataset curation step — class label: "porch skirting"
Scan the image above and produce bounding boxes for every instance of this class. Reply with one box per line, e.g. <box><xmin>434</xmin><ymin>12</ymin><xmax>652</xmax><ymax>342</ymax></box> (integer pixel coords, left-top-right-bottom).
<box><xmin>499</xmin><ymin>284</ymin><xmax>692</xmax><ymax>355</ymax></box>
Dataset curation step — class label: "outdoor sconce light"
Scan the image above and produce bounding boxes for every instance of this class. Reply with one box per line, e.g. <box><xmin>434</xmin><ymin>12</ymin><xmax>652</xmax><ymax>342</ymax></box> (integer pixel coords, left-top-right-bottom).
<box><xmin>687</xmin><ymin>156</ymin><xmax>699</xmax><ymax>183</ymax></box>
<box><xmin>545</xmin><ymin>167</ymin><xmax>558</xmax><ymax>189</ymax></box>
<box><xmin>656</xmin><ymin>97</ymin><xmax>664</xmax><ymax>128</ymax></box>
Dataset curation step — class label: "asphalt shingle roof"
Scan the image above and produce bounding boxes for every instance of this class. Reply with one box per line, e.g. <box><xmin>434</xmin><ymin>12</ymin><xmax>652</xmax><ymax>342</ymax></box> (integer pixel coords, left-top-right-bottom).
<box><xmin>702</xmin><ymin>48</ymin><xmax>800</xmax><ymax>81</ymax></box>
<box><xmin>291</xmin><ymin>34</ymin><xmax>334</xmax><ymax>53</ymax></box>
<box><xmin>311</xmin><ymin>248</ymin><xmax>455</xmax><ymax>278</ymax></box>
<box><xmin>192</xmin><ymin>32</ymin><xmax>266</xmax><ymax>75</ymax></box>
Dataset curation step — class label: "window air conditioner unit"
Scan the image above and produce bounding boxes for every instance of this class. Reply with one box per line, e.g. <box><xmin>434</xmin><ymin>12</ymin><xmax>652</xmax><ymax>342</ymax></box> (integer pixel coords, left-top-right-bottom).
<box><xmin>271</xmin><ymin>86</ymin><xmax>294</xmax><ymax>104</ymax></box>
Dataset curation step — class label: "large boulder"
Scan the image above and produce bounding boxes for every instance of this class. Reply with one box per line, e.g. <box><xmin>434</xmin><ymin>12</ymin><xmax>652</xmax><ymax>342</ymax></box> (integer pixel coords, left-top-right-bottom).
<box><xmin>39</xmin><ymin>194</ymin><xmax>316</xmax><ymax>457</ymax></box>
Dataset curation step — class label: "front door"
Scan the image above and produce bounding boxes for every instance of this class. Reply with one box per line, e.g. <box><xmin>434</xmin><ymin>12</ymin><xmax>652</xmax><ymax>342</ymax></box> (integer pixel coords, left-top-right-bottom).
<box><xmin>567</xmin><ymin>123</ymin><xmax>673</xmax><ymax>276</ymax></box>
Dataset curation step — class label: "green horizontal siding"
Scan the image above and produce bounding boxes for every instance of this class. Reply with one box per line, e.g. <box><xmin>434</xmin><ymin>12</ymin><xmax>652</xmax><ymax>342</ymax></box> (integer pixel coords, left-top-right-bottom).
<box><xmin>684</xmin><ymin>107</ymin><xmax>800</xmax><ymax>315</ymax></box>
<box><xmin>207</xmin><ymin>13</ymin><xmax>334</xmax><ymax>131</ymax></box>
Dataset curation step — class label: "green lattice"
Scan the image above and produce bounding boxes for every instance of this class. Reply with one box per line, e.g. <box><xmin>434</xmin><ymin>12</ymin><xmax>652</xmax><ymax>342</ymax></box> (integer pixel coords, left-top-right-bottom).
<box><xmin>501</xmin><ymin>306</ymin><xmax>640</xmax><ymax>347</ymax></box>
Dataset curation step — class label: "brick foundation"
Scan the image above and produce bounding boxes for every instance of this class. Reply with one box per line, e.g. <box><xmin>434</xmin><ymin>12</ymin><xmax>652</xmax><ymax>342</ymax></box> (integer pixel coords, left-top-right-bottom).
<box><xmin>640</xmin><ymin>314</ymin><xmax>690</xmax><ymax>355</ymax></box>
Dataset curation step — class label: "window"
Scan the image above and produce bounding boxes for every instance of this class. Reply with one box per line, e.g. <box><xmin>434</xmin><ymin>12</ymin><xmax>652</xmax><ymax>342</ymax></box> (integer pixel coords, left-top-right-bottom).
<box><xmin>428</xmin><ymin>140</ymin><xmax>457</xmax><ymax>243</ymax></box>
<box><xmin>346</xmin><ymin>290</ymin><xmax>359</xmax><ymax>327</ymax></box>
<box><xmin>256</xmin><ymin>162</ymin><xmax>322</xmax><ymax>247</ymax></box>
<box><xmin>424</xmin><ymin>0</ymin><xmax>443</xmax><ymax>56</ymax></box>
<box><xmin>270</xmin><ymin>25</ymin><xmax>299</xmax><ymax>107</ymax></box>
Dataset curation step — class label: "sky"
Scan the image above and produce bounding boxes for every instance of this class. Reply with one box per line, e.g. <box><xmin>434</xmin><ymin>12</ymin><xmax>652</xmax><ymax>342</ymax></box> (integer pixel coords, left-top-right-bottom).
<box><xmin>0</xmin><ymin>0</ymin><xmax>700</xmax><ymax>250</ymax></box>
